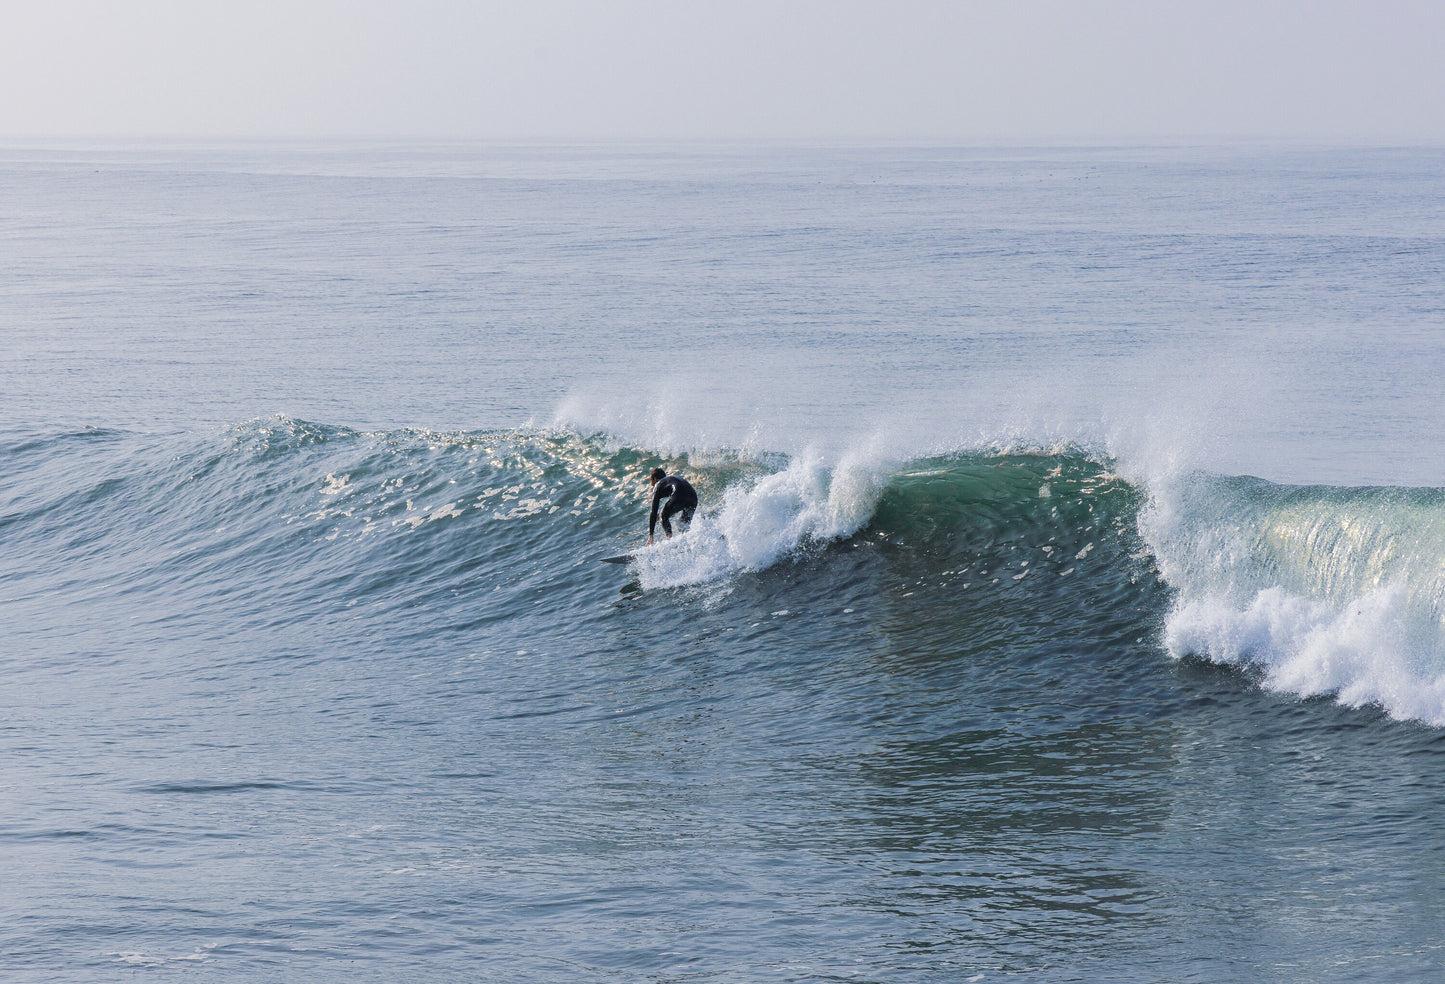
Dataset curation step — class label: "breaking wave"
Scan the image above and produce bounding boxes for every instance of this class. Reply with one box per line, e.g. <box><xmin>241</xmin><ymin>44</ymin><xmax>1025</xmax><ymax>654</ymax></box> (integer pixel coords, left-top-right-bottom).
<box><xmin>5</xmin><ymin>416</ymin><xmax>1445</xmax><ymax>724</ymax></box>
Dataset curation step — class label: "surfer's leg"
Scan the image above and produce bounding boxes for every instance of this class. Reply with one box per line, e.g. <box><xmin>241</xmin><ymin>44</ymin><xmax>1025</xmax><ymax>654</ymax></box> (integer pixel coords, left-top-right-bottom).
<box><xmin>661</xmin><ymin>500</ymin><xmax>688</xmax><ymax>536</ymax></box>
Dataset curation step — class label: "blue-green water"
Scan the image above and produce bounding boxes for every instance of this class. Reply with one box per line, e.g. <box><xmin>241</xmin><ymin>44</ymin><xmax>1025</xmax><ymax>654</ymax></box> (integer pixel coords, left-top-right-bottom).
<box><xmin>2</xmin><ymin>143</ymin><xmax>1444</xmax><ymax>980</ymax></box>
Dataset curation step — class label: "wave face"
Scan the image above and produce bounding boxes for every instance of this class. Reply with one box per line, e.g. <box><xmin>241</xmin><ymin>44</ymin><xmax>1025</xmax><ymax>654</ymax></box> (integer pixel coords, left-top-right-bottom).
<box><xmin>1144</xmin><ymin>475</ymin><xmax>1445</xmax><ymax>722</ymax></box>
<box><xmin>7</xmin><ymin>418</ymin><xmax>1445</xmax><ymax>725</ymax></box>
<box><xmin>623</xmin><ymin>438</ymin><xmax>1445</xmax><ymax>727</ymax></box>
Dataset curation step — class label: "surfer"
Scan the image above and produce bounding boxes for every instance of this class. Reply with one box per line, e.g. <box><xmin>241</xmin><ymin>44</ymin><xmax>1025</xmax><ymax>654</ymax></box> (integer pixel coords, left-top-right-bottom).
<box><xmin>646</xmin><ymin>467</ymin><xmax>698</xmax><ymax>545</ymax></box>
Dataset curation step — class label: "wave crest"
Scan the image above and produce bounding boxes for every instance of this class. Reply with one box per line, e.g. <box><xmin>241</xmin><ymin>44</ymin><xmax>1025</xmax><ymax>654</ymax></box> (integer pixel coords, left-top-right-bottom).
<box><xmin>1145</xmin><ymin>476</ymin><xmax>1445</xmax><ymax>723</ymax></box>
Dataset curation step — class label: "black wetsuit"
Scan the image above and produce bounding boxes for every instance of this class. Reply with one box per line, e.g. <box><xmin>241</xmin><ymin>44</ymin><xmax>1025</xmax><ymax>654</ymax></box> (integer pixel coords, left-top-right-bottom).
<box><xmin>649</xmin><ymin>475</ymin><xmax>698</xmax><ymax>537</ymax></box>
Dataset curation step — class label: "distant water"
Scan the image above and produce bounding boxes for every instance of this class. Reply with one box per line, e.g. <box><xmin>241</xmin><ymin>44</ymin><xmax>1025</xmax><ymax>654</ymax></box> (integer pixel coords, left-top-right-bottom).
<box><xmin>3</xmin><ymin>142</ymin><xmax>1444</xmax><ymax>981</ymax></box>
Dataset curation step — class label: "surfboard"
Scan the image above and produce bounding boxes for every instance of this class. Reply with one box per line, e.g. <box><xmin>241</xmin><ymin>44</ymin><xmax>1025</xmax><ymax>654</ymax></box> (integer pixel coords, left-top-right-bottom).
<box><xmin>599</xmin><ymin>554</ymin><xmax>635</xmax><ymax>564</ymax></box>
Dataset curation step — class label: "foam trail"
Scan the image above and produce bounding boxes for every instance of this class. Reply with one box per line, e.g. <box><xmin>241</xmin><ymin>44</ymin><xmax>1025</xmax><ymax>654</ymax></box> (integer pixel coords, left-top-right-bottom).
<box><xmin>634</xmin><ymin>448</ymin><xmax>891</xmax><ymax>590</ymax></box>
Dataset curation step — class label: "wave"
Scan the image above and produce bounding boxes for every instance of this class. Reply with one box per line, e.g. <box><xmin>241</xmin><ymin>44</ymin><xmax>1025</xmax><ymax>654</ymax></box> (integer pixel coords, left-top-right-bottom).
<box><xmin>5</xmin><ymin>416</ymin><xmax>1445</xmax><ymax>724</ymax></box>
<box><xmin>1143</xmin><ymin>475</ymin><xmax>1445</xmax><ymax>722</ymax></box>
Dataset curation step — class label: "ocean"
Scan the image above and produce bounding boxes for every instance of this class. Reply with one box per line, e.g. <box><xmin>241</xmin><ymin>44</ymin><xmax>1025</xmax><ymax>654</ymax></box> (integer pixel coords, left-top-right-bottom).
<box><xmin>2</xmin><ymin>141</ymin><xmax>1444</xmax><ymax>981</ymax></box>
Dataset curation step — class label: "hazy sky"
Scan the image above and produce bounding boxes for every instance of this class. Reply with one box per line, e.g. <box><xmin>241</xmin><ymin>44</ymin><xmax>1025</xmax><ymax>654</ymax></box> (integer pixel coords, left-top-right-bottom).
<box><xmin>4</xmin><ymin>0</ymin><xmax>1442</xmax><ymax>141</ymax></box>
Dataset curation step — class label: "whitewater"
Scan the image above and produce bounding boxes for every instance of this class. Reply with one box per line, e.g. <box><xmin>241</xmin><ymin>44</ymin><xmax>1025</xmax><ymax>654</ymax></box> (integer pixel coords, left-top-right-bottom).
<box><xmin>3</xmin><ymin>142</ymin><xmax>1445</xmax><ymax>981</ymax></box>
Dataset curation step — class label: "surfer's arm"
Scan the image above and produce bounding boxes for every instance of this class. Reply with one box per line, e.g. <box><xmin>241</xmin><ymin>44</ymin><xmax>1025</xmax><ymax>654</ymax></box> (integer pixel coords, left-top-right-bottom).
<box><xmin>648</xmin><ymin>485</ymin><xmax>664</xmax><ymax>537</ymax></box>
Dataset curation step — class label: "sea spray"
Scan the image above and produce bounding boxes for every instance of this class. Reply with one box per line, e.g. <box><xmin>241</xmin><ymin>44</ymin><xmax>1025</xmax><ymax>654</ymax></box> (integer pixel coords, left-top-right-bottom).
<box><xmin>1141</xmin><ymin>472</ymin><xmax>1445</xmax><ymax>722</ymax></box>
<box><xmin>634</xmin><ymin>448</ymin><xmax>893</xmax><ymax>590</ymax></box>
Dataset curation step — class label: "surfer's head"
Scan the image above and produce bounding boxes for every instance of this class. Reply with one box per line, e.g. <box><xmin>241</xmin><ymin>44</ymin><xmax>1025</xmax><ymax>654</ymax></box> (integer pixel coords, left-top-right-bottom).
<box><xmin>649</xmin><ymin>467</ymin><xmax>666</xmax><ymax>486</ymax></box>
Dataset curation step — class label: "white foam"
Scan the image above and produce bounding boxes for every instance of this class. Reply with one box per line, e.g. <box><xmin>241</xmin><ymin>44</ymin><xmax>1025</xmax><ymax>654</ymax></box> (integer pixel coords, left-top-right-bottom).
<box><xmin>1143</xmin><ymin>471</ymin><xmax>1445</xmax><ymax>724</ymax></box>
<box><xmin>1166</xmin><ymin>584</ymin><xmax>1445</xmax><ymax>724</ymax></box>
<box><xmin>634</xmin><ymin>448</ymin><xmax>892</xmax><ymax>590</ymax></box>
